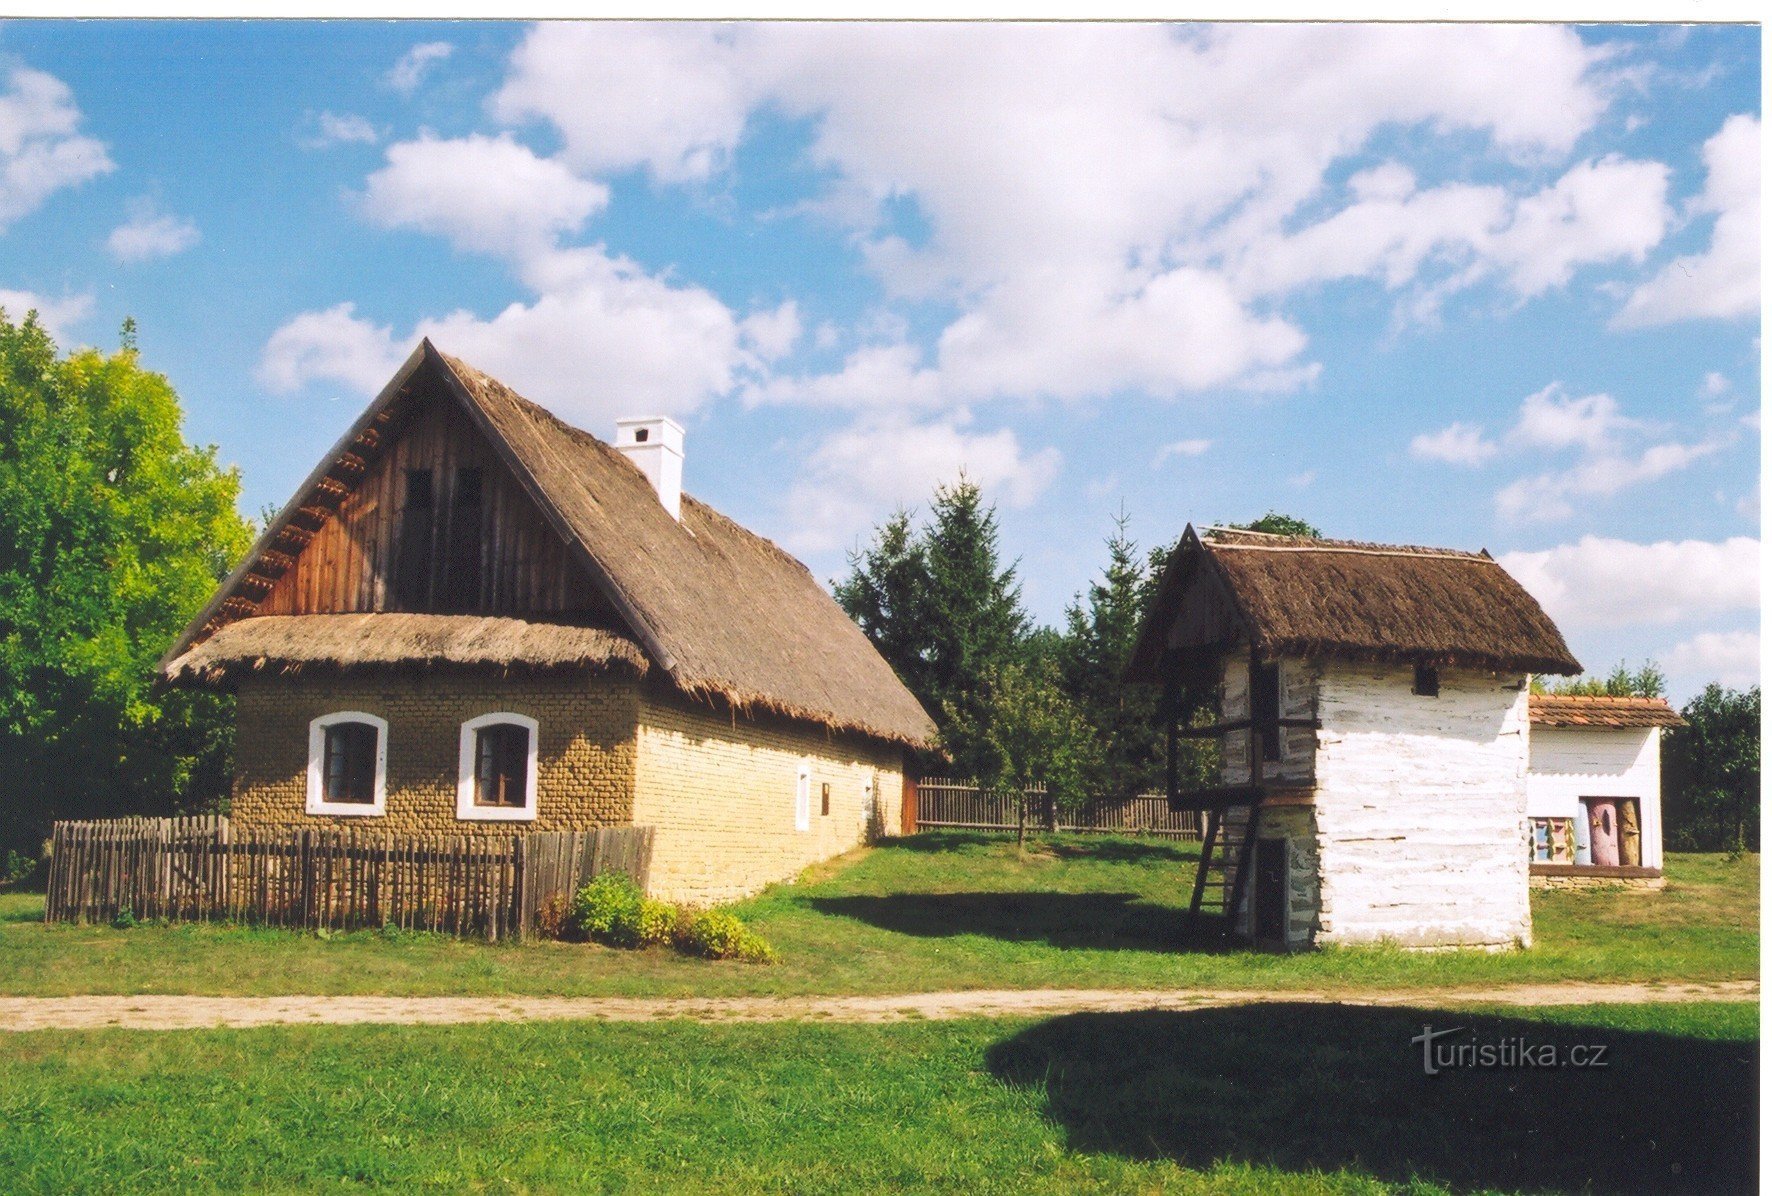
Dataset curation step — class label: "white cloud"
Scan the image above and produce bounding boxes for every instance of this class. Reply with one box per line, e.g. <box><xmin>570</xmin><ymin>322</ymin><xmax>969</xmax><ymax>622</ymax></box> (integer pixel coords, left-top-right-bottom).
<box><xmin>106</xmin><ymin>199</ymin><xmax>200</xmax><ymax>263</ymax></box>
<box><xmin>384</xmin><ymin>42</ymin><xmax>453</xmax><ymax>97</ymax></box>
<box><xmin>258</xmin><ymin>301</ymin><xmax>406</xmax><ymax>394</ymax></box>
<box><xmin>1487</xmin><ymin>155</ymin><xmax>1670</xmax><ymax>298</ymax></box>
<box><xmin>1288</xmin><ymin>470</ymin><xmax>1316</xmax><ymax>488</ymax></box>
<box><xmin>1615</xmin><ymin>114</ymin><xmax>1760</xmax><ymax>328</ymax></box>
<box><xmin>1496</xmin><ymin>437</ymin><xmax>1729</xmax><ymax>522</ymax></box>
<box><xmin>0</xmin><ymin>66</ymin><xmax>114</xmax><ymax>231</ymax></box>
<box><xmin>304</xmin><ymin>111</ymin><xmax>379</xmax><ymax>148</ymax></box>
<box><xmin>490</xmin><ymin>23</ymin><xmax>1613</xmax><ymax>412</ymax></box>
<box><xmin>1508</xmin><ymin>382</ymin><xmax>1642</xmax><ymax>453</ymax></box>
<box><xmin>739</xmin><ymin>300</ymin><xmax>802</xmax><ymax>362</ymax></box>
<box><xmin>1663</xmin><ymin>629</ymin><xmax>1761</xmax><ymax>689</ymax></box>
<box><xmin>0</xmin><ymin>286</ymin><xmax>93</xmax><ymax>344</ymax></box>
<box><xmin>1499</xmin><ymin>535</ymin><xmax>1759</xmax><ymax>628</ymax></box>
<box><xmin>782</xmin><ymin>415</ymin><xmax>1062</xmax><ymax>553</ymax></box>
<box><xmin>1153</xmin><ymin>438</ymin><xmax>1212</xmax><ymax>466</ymax></box>
<box><xmin>359</xmin><ymin>132</ymin><xmax>609</xmax><ymax>263</ymax></box>
<box><xmin>1410</xmin><ymin>422</ymin><xmax>1496</xmax><ymax>466</ymax></box>
<box><xmin>1701</xmin><ymin>371</ymin><xmax>1731</xmax><ymax>397</ymax></box>
<box><xmin>259</xmin><ymin>246</ymin><xmax>746</xmax><ymax>425</ymax></box>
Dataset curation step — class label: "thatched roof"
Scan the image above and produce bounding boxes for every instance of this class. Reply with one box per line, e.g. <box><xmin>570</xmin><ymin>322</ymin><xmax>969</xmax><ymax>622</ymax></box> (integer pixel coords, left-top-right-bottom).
<box><xmin>1529</xmin><ymin>695</ymin><xmax>1684</xmax><ymax>728</ymax></box>
<box><xmin>161</xmin><ymin>342</ymin><xmax>937</xmax><ymax>748</ymax></box>
<box><xmin>1126</xmin><ymin>525</ymin><xmax>1581</xmax><ymax>680</ymax></box>
<box><xmin>163</xmin><ymin>614</ymin><xmax>651</xmax><ymax>686</ymax></box>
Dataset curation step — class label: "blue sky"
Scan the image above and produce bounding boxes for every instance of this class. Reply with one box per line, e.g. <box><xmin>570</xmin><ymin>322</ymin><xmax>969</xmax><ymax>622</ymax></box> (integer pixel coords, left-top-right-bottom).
<box><xmin>0</xmin><ymin>21</ymin><xmax>1759</xmax><ymax>700</ymax></box>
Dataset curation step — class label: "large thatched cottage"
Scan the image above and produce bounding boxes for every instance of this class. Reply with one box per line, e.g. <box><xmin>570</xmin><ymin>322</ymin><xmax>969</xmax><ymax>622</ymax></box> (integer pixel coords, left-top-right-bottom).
<box><xmin>161</xmin><ymin>341</ymin><xmax>935</xmax><ymax>903</ymax></box>
<box><xmin>1126</xmin><ymin>526</ymin><xmax>1581</xmax><ymax>950</ymax></box>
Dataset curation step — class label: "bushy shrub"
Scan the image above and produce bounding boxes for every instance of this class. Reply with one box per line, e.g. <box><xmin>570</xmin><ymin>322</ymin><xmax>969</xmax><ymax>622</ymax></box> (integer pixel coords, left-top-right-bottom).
<box><xmin>635</xmin><ymin>897</ymin><xmax>679</xmax><ymax>947</ymax></box>
<box><xmin>675</xmin><ymin>909</ymin><xmax>779</xmax><ymax>964</ymax></box>
<box><xmin>571</xmin><ymin>873</ymin><xmax>646</xmax><ymax>946</ymax></box>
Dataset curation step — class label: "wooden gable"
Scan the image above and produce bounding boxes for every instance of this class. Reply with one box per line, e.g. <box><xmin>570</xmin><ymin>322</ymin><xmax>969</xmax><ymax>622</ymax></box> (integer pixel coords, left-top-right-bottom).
<box><xmin>257</xmin><ymin>388</ymin><xmax>611</xmax><ymax>620</ymax></box>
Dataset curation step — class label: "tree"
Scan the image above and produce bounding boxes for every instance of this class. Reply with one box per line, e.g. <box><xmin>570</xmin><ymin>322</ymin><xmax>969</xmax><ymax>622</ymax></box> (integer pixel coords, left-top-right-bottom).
<box><xmin>947</xmin><ymin>657</ymin><xmax>1099</xmax><ymax>845</ymax></box>
<box><xmin>836</xmin><ymin>476</ymin><xmax>1029</xmax><ymax>777</ymax></box>
<box><xmin>1057</xmin><ymin>512</ymin><xmax>1165</xmax><ymax>800</ymax></box>
<box><xmin>1664</xmin><ymin>684</ymin><xmax>1760</xmax><ymax>853</ymax></box>
<box><xmin>1535</xmin><ymin>659</ymin><xmax>1667</xmax><ymax>697</ymax></box>
<box><xmin>1229</xmin><ymin>511</ymin><xmax>1321</xmax><ymax>537</ymax></box>
<box><xmin>0</xmin><ymin>313</ymin><xmax>252</xmax><ymax>857</ymax></box>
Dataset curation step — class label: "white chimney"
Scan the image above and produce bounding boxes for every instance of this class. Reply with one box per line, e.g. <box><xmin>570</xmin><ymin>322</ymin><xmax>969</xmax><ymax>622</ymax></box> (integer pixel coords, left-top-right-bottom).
<box><xmin>614</xmin><ymin>416</ymin><xmax>685</xmax><ymax>521</ymax></box>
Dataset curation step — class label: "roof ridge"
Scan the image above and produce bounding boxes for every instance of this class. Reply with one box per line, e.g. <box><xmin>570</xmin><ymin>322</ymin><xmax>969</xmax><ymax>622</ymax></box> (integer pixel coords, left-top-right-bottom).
<box><xmin>1200</xmin><ymin>526</ymin><xmax>1489</xmax><ymax>560</ymax></box>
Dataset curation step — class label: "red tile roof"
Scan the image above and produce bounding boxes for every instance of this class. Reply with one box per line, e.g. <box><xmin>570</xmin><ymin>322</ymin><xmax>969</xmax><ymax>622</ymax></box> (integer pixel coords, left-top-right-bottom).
<box><xmin>1529</xmin><ymin>695</ymin><xmax>1685</xmax><ymax>729</ymax></box>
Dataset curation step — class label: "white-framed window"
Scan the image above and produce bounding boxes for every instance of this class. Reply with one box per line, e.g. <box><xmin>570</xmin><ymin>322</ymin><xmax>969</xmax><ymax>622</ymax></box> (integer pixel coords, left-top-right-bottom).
<box><xmin>306</xmin><ymin>711</ymin><xmax>388</xmax><ymax>817</ymax></box>
<box><xmin>794</xmin><ymin>759</ymin><xmax>812</xmax><ymax>832</ymax></box>
<box><xmin>456</xmin><ymin>713</ymin><xmax>540</xmax><ymax>822</ymax></box>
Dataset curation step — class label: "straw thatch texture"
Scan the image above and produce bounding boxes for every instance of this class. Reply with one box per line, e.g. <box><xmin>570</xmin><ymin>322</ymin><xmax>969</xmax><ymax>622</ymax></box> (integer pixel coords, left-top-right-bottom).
<box><xmin>438</xmin><ymin>355</ymin><xmax>938</xmax><ymax>748</ymax></box>
<box><xmin>164</xmin><ymin>614</ymin><xmax>650</xmax><ymax>685</ymax></box>
<box><xmin>1528</xmin><ymin>695</ymin><xmax>1685</xmax><ymax>728</ymax></box>
<box><xmin>1129</xmin><ymin>526</ymin><xmax>1581</xmax><ymax>677</ymax></box>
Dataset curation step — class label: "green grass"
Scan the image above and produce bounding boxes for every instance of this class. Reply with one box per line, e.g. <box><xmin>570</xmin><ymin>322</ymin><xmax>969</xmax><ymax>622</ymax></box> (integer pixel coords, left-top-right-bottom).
<box><xmin>0</xmin><ymin>1002</ymin><xmax>1755</xmax><ymax>1193</ymax></box>
<box><xmin>0</xmin><ymin>834</ymin><xmax>1757</xmax><ymax>998</ymax></box>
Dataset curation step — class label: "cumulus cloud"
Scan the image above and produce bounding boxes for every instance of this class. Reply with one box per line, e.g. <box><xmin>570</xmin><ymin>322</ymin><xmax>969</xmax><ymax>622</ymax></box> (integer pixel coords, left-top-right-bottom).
<box><xmin>1493</xmin><ymin>381</ymin><xmax>1729</xmax><ymax>521</ymax></box>
<box><xmin>0</xmin><ymin>286</ymin><xmax>93</xmax><ymax>344</ymax></box>
<box><xmin>359</xmin><ymin>132</ymin><xmax>609</xmax><ymax>263</ymax></box>
<box><xmin>259</xmin><ymin>247</ymin><xmax>746</xmax><ymax>426</ymax></box>
<box><xmin>384</xmin><ymin>42</ymin><xmax>453</xmax><ymax>97</ymax></box>
<box><xmin>1410</xmin><ymin>422</ymin><xmax>1497</xmax><ymax>466</ymax></box>
<box><xmin>486</xmin><ymin>23</ymin><xmax>1615</xmax><ymax>411</ymax></box>
<box><xmin>739</xmin><ymin>301</ymin><xmax>802</xmax><ymax>362</ymax></box>
<box><xmin>782</xmin><ymin>416</ymin><xmax>1062</xmax><ymax>553</ymax></box>
<box><xmin>1614</xmin><ymin>114</ymin><xmax>1759</xmax><ymax>328</ymax></box>
<box><xmin>0</xmin><ymin>66</ymin><xmax>114</xmax><ymax>232</ymax></box>
<box><xmin>106</xmin><ymin>199</ymin><xmax>200</xmax><ymax>263</ymax></box>
<box><xmin>1662</xmin><ymin>629</ymin><xmax>1760</xmax><ymax>689</ymax></box>
<box><xmin>1499</xmin><ymin>535</ymin><xmax>1759</xmax><ymax>629</ymax></box>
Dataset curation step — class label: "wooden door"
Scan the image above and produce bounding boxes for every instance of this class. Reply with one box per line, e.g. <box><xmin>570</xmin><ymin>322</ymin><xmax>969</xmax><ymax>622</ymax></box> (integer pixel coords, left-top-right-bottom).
<box><xmin>1253</xmin><ymin>838</ymin><xmax>1288</xmax><ymax>943</ymax></box>
<box><xmin>1585</xmin><ymin>799</ymin><xmax>1619</xmax><ymax>867</ymax></box>
<box><xmin>1617</xmin><ymin>799</ymin><xmax>1642</xmax><ymax>867</ymax></box>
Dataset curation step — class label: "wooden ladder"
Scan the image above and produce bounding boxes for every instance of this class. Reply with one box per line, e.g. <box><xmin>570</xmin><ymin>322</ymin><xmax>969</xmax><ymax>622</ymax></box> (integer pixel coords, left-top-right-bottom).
<box><xmin>1187</xmin><ymin>803</ymin><xmax>1259</xmax><ymax>924</ymax></box>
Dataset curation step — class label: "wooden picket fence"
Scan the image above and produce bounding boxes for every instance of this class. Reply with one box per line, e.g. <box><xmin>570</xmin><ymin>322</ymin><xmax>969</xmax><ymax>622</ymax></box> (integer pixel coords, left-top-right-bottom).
<box><xmin>43</xmin><ymin>816</ymin><xmax>653</xmax><ymax>941</ymax></box>
<box><xmin>916</xmin><ymin>777</ymin><xmax>1202</xmax><ymax>840</ymax></box>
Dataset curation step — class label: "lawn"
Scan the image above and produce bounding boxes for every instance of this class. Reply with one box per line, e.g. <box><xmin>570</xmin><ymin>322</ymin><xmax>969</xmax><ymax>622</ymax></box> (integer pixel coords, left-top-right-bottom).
<box><xmin>0</xmin><ymin>1002</ymin><xmax>1756</xmax><ymax>1193</ymax></box>
<box><xmin>0</xmin><ymin>833</ymin><xmax>1757</xmax><ymax>999</ymax></box>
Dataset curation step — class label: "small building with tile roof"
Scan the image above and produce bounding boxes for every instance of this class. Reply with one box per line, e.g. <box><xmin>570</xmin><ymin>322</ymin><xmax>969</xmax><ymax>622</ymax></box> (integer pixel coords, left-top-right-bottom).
<box><xmin>1526</xmin><ymin>694</ymin><xmax>1684</xmax><ymax>888</ymax></box>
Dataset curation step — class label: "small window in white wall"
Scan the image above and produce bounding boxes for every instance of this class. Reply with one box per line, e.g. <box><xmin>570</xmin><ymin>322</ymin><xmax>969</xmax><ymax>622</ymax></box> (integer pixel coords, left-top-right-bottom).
<box><xmin>794</xmin><ymin>760</ymin><xmax>812</xmax><ymax>832</ymax></box>
<box><xmin>457</xmin><ymin>713</ymin><xmax>539</xmax><ymax>822</ymax></box>
<box><xmin>306</xmin><ymin>712</ymin><xmax>387</xmax><ymax>816</ymax></box>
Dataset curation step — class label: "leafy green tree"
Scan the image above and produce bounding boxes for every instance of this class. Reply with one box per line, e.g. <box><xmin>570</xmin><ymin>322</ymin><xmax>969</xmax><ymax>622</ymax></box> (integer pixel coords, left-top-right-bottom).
<box><xmin>837</xmin><ymin>477</ymin><xmax>1028</xmax><ymax>777</ymax></box>
<box><xmin>0</xmin><ymin>313</ymin><xmax>252</xmax><ymax>857</ymax></box>
<box><xmin>947</xmin><ymin>657</ymin><xmax>1099</xmax><ymax>844</ymax></box>
<box><xmin>1535</xmin><ymin>659</ymin><xmax>1667</xmax><ymax>697</ymax></box>
<box><xmin>1228</xmin><ymin>511</ymin><xmax>1321</xmax><ymax>537</ymax></box>
<box><xmin>1665</xmin><ymin>684</ymin><xmax>1760</xmax><ymax>853</ymax></box>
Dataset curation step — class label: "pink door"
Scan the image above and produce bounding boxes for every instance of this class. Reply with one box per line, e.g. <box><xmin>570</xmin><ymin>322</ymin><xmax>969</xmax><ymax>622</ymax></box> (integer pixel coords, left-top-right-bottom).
<box><xmin>1586</xmin><ymin>799</ymin><xmax>1619</xmax><ymax>867</ymax></box>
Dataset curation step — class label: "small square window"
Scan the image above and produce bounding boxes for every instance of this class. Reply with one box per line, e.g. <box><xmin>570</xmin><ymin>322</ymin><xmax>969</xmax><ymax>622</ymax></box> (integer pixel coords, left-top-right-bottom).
<box><xmin>1413</xmin><ymin>663</ymin><xmax>1440</xmax><ymax>697</ymax></box>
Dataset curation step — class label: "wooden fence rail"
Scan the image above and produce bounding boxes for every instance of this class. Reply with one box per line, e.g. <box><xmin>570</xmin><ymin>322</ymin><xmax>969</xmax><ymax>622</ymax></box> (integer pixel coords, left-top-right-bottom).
<box><xmin>915</xmin><ymin>778</ymin><xmax>1202</xmax><ymax>840</ymax></box>
<box><xmin>43</xmin><ymin>817</ymin><xmax>654</xmax><ymax>941</ymax></box>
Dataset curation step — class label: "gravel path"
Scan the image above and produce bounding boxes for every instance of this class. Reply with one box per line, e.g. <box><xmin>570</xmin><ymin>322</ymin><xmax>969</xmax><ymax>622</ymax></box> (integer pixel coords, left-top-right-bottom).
<box><xmin>0</xmin><ymin>979</ymin><xmax>1755</xmax><ymax>1032</ymax></box>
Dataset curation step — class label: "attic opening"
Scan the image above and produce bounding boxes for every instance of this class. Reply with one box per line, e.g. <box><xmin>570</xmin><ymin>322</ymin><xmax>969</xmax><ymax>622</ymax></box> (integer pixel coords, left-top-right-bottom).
<box><xmin>1413</xmin><ymin>663</ymin><xmax>1440</xmax><ymax>697</ymax></box>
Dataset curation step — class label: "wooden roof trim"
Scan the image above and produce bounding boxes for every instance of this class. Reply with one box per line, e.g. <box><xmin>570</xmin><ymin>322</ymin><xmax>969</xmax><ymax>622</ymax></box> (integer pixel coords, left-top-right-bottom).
<box><xmin>156</xmin><ymin>341</ymin><xmax>433</xmax><ymax>672</ymax></box>
<box><xmin>423</xmin><ymin>342</ymin><xmax>681</xmax><ymax>677</ymax></box>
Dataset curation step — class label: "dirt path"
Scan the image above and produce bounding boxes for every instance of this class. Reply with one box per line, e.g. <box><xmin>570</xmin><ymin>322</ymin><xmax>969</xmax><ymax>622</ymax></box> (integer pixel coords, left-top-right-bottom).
<box><xmin>0</xmin><ymin>980</ymin><xmax>1755</xmax><ymax>1032</ymax></box>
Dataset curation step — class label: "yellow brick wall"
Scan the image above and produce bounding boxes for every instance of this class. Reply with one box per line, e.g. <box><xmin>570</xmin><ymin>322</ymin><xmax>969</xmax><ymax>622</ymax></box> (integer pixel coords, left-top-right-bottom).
<box><xmin>631</xmin><ymin>693</ymin><xmax>907</xmax><ymax>904</ymax></box>
<box><xmin>231</xmin><ymin>672</ymin><xmax>639</xmax><ymax>835</ymax></box>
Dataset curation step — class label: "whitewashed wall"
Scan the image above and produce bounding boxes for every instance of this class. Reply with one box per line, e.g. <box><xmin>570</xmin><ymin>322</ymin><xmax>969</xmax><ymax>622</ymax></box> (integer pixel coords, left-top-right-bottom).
<box><xmin>1312</xmin><ymin>662</ymin><xmax>1532</xmax><ymax>949</ymax></box>
<box><xmin>1527</xmin><ymin>727</ymin><xmax>1663</xmax><ymax>870</ymax></box>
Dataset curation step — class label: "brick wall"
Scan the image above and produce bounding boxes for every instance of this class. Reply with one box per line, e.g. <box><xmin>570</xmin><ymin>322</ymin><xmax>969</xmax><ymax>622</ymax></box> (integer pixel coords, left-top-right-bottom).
<box><xmin>631</xmin><ymin>692</ymin><xmax>907</xmax><ymax>904</ymax></box>
<box><xmin>231</xmin><ymin>671</ymin><xmax>640</xmax><ymax>836</ymax></box>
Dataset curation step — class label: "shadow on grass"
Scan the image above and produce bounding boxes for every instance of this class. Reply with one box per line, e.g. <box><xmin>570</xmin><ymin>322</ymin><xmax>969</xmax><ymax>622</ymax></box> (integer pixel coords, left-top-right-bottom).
<box><xmin>987</xmin><ymin>1005</ymin><xmax>1758</xmax><ymax>1194</ymax></box>
<box><xmin>807</xmin><ymin>891</ymin><xmax>1233</xmax><ymax>953</ymax></box>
